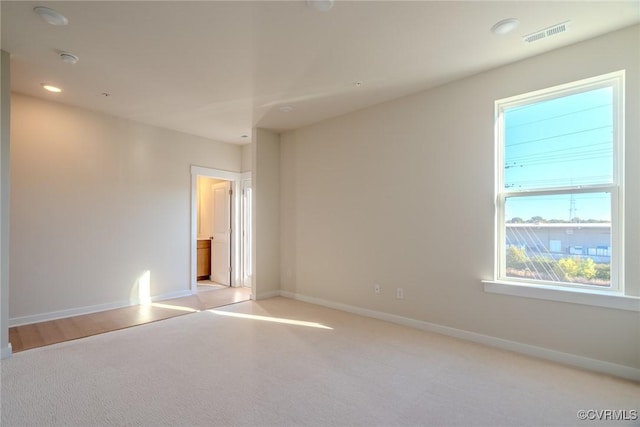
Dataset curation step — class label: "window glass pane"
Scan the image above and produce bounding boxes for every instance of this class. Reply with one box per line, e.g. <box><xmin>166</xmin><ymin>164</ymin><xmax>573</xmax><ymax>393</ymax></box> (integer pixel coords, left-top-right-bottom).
<box><xmin>504</xmin><ymin>193</ymin><xmax>611</xmax><ymax>287</ymax></box>
<box><xmin>505</xmin><ymin>193</ymin><xmax>611</xmax><ymax>223</ymax></box>
<box><xmin>504</xmin><ymin>87</ymin><xmax>613</xmax><ymax>190</ymax></box>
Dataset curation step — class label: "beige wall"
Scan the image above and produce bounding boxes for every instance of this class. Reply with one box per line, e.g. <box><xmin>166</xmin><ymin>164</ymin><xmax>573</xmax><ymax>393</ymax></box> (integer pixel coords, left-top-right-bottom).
<box><xmin>252</xmin><ymin>128</ymin><xmax>280</xmax><ymax>298</ymax></box>
<box><xmin>241</xmin><ymin>143</ymin><xmax>252</xmax><ymax>173</ymax></box>
<box><xmin>280</xmin><ymin>26</ymin><xmax>640</xmax><ymax>369</ymax></box>
<box><xmin>10</xmin><ymin>94</ymin><xmax>242</xmax><ymax>322</ymax></box>
<box><xmin>1</xmin><ymin>50</ymin><xmax>11</xmax><ymax>357</ymax></box>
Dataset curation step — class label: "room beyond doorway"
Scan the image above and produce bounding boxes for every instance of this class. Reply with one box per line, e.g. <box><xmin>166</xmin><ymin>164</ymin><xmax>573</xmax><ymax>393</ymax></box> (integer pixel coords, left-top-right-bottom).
<box><xmin>196</xmin><ymin>177</ymin><xmax>231</xmax><ymax>286</ymax></box>
<box><xmin>190</xmin><ymin>166</ymin><xmax>252</xmax><ymax>295</ymax></box>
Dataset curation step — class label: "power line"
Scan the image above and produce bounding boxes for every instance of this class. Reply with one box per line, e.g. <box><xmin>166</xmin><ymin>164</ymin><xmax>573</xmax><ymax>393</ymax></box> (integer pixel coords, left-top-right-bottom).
<box><xmin>505</xmin><ymin>141</ymin><xmax>611</xmax><ymax>162</ymax></box>
<box><xmin>505</xmin><ymin>103</ymin><xmax>611</xmax><ymax>130</ymax></box>
<box><xmin>505</xmin><ymin>125</ymin><xmax>612</xmax><ymax>148</ymax></box>
<box><xmin>505</xmin><ymin>152</ymin><xmax>612</xmax><ymax>168</ymax></box>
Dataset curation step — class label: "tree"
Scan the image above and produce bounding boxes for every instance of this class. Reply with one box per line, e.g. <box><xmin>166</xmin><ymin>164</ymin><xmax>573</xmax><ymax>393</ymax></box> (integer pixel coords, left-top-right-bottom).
<box><xmin>506</xmin><ymin>246</ymin><xmax>528</xmax><ymax>268</ymax></box>
<box><xmin>558</xmin><ymin>258</ymin><xmax>578</xmax><ymax>278</ymax></box>
<box><xmin>578</xmin><ymin>258</ymin><xmax>597</xmax><ymax>279</ymax></box>
<box><xmin>548</xmin><ymin>218</ymin><xmax>567</xmax><ymax>223</ymax></box>
<box><xmin>528</xmin><ymin>216</ymin><xmax>545</xmax><ymax>223</ymax></box>
<box><xmin>595</xmin><ymin>264</ymin><xmax>610</xmax><ymax>281</ymax></box>
<box><xmin>509</xmin><ymin>217</ymin><xmax>524</xmax><ymax>223</ymax></box>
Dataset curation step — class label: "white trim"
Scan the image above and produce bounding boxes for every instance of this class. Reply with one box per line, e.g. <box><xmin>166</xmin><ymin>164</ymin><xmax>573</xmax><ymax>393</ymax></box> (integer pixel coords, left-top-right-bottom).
<box><xmin>502</xmin><ymin>185</ymin><xmax>617</xmax><ymax>199</ymax></box>
<box><xmin>240</xmin><ymin>174</ymin><xmax>252</xmax><ymax>288</ymax></box>
<box><xmin>278</xmin><ymin>290</ymin><xmax>640</xmax><ymax>381</ymax></box>
<box><xmin>253</xmin><ymin>290</ymin><xmax>280</xmax><ymax>300</ymax></box>
<box><xmin>482</xmin><ymin>280</ymin><xmax>639</xmax><ymax>312</ymax></box>
<box><xmin>1</xmin><ymin>343</ymin><xmax>12</xmax><ymax>359</ymax></box>
<box><xmin>191</xmin><ymin>166</ymin><xmax>240</xmax><ymax>182</ymax></box>
<box><xmin>152</xmin><ymin>290</ymin><xmax>193</xmax><ymax>302</ymax></box>
<box><xmin>8</xmin><ymin>289</ymin><xmax>193</xmax><ymax>327</ymax></box>
<box><xmin>494</xmin><ymin>71</ymin><xmax>625</xmax><ymax>292</ymax></box>
<box><xmin>190</xmin><ymin>166</ymin><xmax>243</xmax><ymax>293</ymax></box>
<box><xmin>496</xmin><ymin>70</ymin><xmax>625</xmax><ymax>111</ymax></box>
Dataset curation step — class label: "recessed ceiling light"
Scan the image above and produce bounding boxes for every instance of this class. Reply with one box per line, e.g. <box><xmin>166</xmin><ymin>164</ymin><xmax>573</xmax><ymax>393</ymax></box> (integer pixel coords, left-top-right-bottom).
<box><xmin>33</xmin><ymin>6</ymin><xmax>69</xmax><ymax>26</ymax></box>
<box><xmin>491</xmin><ymin>18</ymin><xmax>520</xmax><ymax>35</ymax></box>
<box><xmin>60</xmin><ymin>52</ymin><xmax>79</xmax><ymax>64</ymax></box>
<box><xmin>307</xmin><ymin>0</ymin><xmax>334</xmax><ymax>12</ymax></box>
<box><xmin>41</xmin><ymin>84</ymin><xmax>62</xmax><ymax>93</ymax></box>
<box><xmin>279</xmin><ymin>106</ymin><xmax>293</xmax><ymax>113</ymax></box>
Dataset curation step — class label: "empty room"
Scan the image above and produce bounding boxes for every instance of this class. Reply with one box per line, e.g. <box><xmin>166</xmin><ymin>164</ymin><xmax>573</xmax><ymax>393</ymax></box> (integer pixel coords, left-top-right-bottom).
<box><xmin>1</xmin><ymin>1</ymin><xmax>639</xmax><ymax>426</ymax></box>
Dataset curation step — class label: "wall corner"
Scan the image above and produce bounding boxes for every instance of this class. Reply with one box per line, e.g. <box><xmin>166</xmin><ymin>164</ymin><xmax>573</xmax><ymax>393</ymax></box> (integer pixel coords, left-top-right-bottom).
<box><xmin>251</xmin><ymin>128</ymin><xmax>281</xmax><ymax>298</ymax></box>
<box><xmin>1</xmin><ymin>50</ymin><xmax>12</xmax><ymax>359</ymax></box>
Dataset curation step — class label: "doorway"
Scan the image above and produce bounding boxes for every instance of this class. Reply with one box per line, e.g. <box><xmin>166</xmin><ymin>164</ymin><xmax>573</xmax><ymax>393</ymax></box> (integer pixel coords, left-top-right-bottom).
<box><xmin>196</xmin><ymin>177</ymin><xmax>230</xmax><ymax>289</ymax></box>
<box><xmin>190</xmin><ymin>166</ymin><xmax>251</xmax><ymax>295</ymax></box>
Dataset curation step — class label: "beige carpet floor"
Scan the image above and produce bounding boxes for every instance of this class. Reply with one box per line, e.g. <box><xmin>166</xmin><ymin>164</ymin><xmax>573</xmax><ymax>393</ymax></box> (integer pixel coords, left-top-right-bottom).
<box><xmin>1</xmin><ymin>297</ymin><xmax>638</xmax><ymax>426</ymax></box>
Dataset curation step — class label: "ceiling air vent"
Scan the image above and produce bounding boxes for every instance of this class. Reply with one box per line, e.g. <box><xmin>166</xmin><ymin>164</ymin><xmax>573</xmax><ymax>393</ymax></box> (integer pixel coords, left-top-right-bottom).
<box><xmin>523</xmin><ymin>21</ymin><xmax>571</xmax><ymax>44</ymax></box>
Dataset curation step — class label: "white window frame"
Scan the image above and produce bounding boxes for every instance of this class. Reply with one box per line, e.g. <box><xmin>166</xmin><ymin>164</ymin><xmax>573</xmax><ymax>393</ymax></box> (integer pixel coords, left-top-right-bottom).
<box><xmin>493</xmin><ymin>71</ymin><xmax>625</xmax><ymax>294</ymax></box>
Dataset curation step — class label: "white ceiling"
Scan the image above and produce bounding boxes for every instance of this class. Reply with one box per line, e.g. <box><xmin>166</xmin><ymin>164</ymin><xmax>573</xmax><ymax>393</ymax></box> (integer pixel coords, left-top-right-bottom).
<box><xmin>2</xmin><ymin>1</ymin><xmax>639</xmax><ymax>144</ymax></box>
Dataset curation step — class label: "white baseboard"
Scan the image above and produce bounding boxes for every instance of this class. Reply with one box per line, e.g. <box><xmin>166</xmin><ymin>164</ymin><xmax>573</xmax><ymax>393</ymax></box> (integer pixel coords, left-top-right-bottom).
<box><xmin>8</xmin><ymin>289</ymin><xmax>194</xmax><ymax>327</ymax></box>
<box><xmin>254</xmin><ymin>290</ymin><xmax>281</xmax><ymax>300</ymax></box>
<box><xmin>152</xmin><ymin>289</ymin><xmax>193</xmax><ymax>303</ymax></box>
<box><xmin>1</xmin><ymin>343</ymin><xmax>12</xmax><ymax>359</ymax></box>
<box><xmin>279</xmin><ymin>290</ymin><xmax>640</xmax><ymax>382</ymax></box>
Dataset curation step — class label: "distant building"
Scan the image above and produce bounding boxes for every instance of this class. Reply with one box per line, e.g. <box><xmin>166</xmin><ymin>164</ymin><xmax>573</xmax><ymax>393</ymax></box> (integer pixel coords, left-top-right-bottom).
<box><xmin>506</xmin><ymin>223</ymin><xmax>611</xmax><ymax>262</ymax></box>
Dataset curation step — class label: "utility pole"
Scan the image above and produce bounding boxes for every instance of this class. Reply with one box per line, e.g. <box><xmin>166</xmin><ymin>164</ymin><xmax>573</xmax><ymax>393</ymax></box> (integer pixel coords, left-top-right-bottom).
<box><xmin>569</xmin><ymin>194</ymin><xmax>578</xmax><ymax>223</ymax></box>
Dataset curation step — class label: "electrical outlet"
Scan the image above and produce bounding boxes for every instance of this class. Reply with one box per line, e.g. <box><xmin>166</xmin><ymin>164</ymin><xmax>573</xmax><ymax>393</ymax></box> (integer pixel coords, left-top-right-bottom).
<box><xmin>374</xmin><ymin>284</ymin><xmax>381</xmax><ymax>294</ymax></box>
<box><xmin>396</xmin><ymin>287</ymin><xmax>404</xmax><ymax>299</ymax></box>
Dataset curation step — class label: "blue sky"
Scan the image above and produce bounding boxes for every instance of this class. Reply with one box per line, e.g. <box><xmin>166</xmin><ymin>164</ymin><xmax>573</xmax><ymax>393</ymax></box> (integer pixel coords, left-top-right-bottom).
<box><xmin>505</xmin><ymin>193</ymin><xmax>611</xmax><ymax>222</ymax></box>
<box><xmin>503</xmin><ymin>86</ymin><xmax>613</xmax><ymax>222</ymax></box>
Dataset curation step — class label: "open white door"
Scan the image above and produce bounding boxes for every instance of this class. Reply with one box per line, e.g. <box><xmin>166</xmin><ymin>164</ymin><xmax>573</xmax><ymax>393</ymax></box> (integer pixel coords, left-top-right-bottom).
<box><xmin>241</xmin><ymin>178</ymin><xmax>252</xmax><ymax>287</ymax></box>
<box><xmin>211</xmin><ymin>181</ymin><xmax>231</xmax><ymax>286</ymax></box>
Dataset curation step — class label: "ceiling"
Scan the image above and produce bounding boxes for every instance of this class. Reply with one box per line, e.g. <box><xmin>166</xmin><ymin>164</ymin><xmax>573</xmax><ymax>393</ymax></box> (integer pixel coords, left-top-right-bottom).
<box><xmin>2</xmin><ymin>1</ymin><xmax>639</xmax><ymax>144</ymax></box>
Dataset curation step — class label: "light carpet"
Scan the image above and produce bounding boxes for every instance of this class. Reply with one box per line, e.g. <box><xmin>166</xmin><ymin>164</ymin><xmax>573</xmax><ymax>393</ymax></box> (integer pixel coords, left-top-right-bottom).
<box><xmin>1</xmin><ymin>297</ymin><xmax>638</xmax><ymax>426</ymax></box>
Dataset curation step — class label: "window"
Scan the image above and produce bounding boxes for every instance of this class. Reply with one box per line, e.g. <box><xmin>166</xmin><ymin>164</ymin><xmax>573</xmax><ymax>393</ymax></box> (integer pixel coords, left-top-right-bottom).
<box><xmin>495</xmin><ymin>72</ymin><xmax>624</xmax><ymax>292</ymax></box>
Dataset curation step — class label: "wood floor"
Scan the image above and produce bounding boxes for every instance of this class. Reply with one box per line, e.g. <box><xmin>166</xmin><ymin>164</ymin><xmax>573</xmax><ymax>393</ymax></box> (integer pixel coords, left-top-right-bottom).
<box><xmin>9</xmin><ymin>286</ymin><xmax>252</xmax><ymax>353</ymax></box>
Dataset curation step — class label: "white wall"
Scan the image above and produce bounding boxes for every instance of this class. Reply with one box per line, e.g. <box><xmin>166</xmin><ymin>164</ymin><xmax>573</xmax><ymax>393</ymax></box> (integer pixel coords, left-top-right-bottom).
<box><xmin>10</xmin><ymin>94</ymin><xmax>242</xmax><ymax>323</ymax></box>
<box><xmin>1</xmin><ymin>50</ymin><xmax>11</xmax><ymax>357</ymax></box>
<box><xmin>280</xmin><ymin>26</ymin><xmax>640</xmax><ymax>369</ymax></box>
<box><xmin>252</xmin><ymin>128</ymin><xmax>280</xmax><ymax>299</ymax></box>
<box><xmin>241</xmin><ymin>143</ymin><xmax>252</xmax><ymax>173</ymax></box>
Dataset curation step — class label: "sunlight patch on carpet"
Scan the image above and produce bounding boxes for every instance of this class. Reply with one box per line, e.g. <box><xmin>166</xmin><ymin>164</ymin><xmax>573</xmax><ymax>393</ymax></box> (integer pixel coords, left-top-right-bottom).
<box><xmin>207</xmin><ymin>309</ymin><xmax>333</xmax><ymax>330</ymax></box>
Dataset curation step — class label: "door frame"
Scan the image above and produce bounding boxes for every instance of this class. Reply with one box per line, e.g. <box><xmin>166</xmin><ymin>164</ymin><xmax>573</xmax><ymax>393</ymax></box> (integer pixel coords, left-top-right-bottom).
<box><xmin>240</xmin><ymin>172</ymin><xmax>252</xmax><ymax>287</ymax></box>
<box><xmin>190</xmin><ymin>166</ymin><xmax>242</xmax><ymax>293</ymax></box>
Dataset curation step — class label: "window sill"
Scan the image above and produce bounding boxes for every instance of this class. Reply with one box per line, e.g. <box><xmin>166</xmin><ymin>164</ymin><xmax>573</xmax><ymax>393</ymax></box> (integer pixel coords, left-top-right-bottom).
<box><xmin>482</xmin><ymin>280</ymin><xmax>640</xmax><ymax>312</ymax></box>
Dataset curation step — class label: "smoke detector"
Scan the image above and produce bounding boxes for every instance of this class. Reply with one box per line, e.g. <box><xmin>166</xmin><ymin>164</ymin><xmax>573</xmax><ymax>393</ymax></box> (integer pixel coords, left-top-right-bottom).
<box><xmin>33</xmin><ymin>6</ymin><xmax>69</xmax><ymax>26</ymax></box>
<box><xmin>60</xmin><ymin>52</ymin><xmax>79</xmax><ymax>64</ymax></box>
<box><xmin>523</xmin><ymin>21</ymin><xmax>571</xmax><ymax>44</ymax></box>
<box><xmin>491</xmin><ymin>18</ymin><xmax>520</xmax><ymax>36</ymax></box>
<box><xmin>307</xmin><ymin>0</ymin><xmax>334</xmax><ymax>12</ymax></box>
